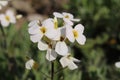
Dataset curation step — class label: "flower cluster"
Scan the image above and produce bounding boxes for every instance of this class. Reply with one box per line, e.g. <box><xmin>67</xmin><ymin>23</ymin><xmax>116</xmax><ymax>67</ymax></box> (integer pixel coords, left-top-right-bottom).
<box><xmin>27</xmin><ymin>12</ymin><xmax>86</xmax><ymax>70</ymax></box>
<box><xmin>0</xmin><ymin>9</ymin><xmax>16</xmax><ymax>27</ymax></box>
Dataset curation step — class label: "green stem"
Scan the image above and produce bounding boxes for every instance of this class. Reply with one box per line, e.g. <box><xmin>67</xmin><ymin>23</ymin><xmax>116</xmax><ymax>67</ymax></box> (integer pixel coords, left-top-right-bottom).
<box><xmin>0</xmin><ymin>25</ymin><xmax>5</xmax><ymax>36</ymax></box>
<box><xmin>40</xmin><ymin>71</ymin><xmax>50</xmax><ymax>78</ymax></box>
<box><xmin>0</xmin><ymin>25</ymin><xmax>7</xmax><ymax>49</ymax></box>
<box><xmin>0</xmin><ymin>25</ymin><xmax>8</xmax><ymax>57</ymax></box>
<box><xmin>51</xmin><ymin>61</ymin><xmax>54</xmax><ymax>80</ymax></box>
<box><xmin>55</xmin><ymin>67</ymin><xmax>67</xmax><ymax>75</ymax></box>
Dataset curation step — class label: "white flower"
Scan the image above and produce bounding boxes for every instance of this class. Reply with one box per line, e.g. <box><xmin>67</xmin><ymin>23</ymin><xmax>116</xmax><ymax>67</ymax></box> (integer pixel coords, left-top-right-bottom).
<box><xmin>50</xmin><ymin>17</ymin><xmax>61</xmax><ymax>40</ymax></box>
<box><xmin>53</xmin><ymin>12</ymin><xmax>80</xmax><ymax>25</ymax></box>
<box><xmin>25</xmin><ymin>59</ymin><xmax>35</xmax><ymax>70</ymax></box>
<box><xmin>0</xmin><ymin>9</ymin><xmax>16</xmax><ymax>27</ymax></box>
<box><xmin>0</xmin><ymin>1</ymin><xmax>8</xmax><ymax>10</ymax></box>
<box><xmin>28</xmin><ymin>18</ymin><xmax>59</xmax><ymax>43</ymax></box>
<box><xmin>37</xmin><ymin>27</ymin><xmax>68</xmax><ymax>57</ymax></box>
<box><xmin>55</xmin><ymin>27</ymin><xmax>68</xmax><ymax>56</ymax></box>
<box><xmin>38</xmin><ymin>40</ymin><xmax>57</xmax><ymax>61</ymax></box>
<box><xmin>46</xmin><ymin>48</ymin><xmax>57</xmax><ymax>61</ymax></box>
<box><xmin>115</xmin><ymin>61</ymin><xmax>120</xmax><ymax>68</ymax></box>
<box><xmin>60</xmin><ymin>54</ymin><xmax>80</xmax><ymax>70</ymax></box>
<box><xmin>66</xmin><ymin>24</ymin><xmax>86</xmax><ymax>45</ymax></box>
<box><xmin>55</xmin><ymin>41</ymin><xmax>68</xmax><ymax>56</ymax></box>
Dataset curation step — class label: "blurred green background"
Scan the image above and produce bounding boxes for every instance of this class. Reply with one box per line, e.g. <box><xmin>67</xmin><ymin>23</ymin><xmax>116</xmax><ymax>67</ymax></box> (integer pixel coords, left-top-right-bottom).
<box><xmin>0</xmin><ymin>0</ymin><xmax>120</xmax><ymax>80</ymax></box>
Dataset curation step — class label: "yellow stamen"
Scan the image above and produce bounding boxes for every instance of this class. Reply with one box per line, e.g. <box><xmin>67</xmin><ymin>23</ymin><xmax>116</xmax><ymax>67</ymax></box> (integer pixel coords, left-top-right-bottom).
<box><xmin>67</xmin><ymin>55</ymin><xmax>72</xmax><ymax>59</ymax></box>
<box><xmin>5</xmin><ymin>16</ymin><xmax>10</xmax><ymax>21</ymax></box>
<box><xmin>54</xmin><ymin>17</ymin><xmax>58</xmax><ymax>29</ymax></box>
<box><xmin>65</xmin><ymin>15</ymin><xmax>69</xmax><ymax>18</ymax></box>
<box><xmin>73</xmin><ymin>30</ymin><xmax>78</xmax><ymax>38</ymax></box>
<box><xmin>40</xmin><ymin>27</ymin><xmax>46</xmax><ymax>34</ymax></box>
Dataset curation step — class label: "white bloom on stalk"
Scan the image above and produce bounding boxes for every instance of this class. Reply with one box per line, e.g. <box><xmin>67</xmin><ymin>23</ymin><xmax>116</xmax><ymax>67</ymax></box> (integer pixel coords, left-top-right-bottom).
<box><xmin>38</xmin><ymin>41</ymin><xmax>57</xmax><ymax>61</ymax></box>
<box><xmin>53</xmin><ymin>12</ymin><xmax>80</xmax><ymax>25</ymax></box>
<box><xmin>115</xmin><ymin>61</ymin><xmax>120</xmax><ymax>68</ymax></box>
<box><xmin>60</xmin><ymin>54</ymin><xmax>80</xmax><ymax>70</ymax></box>
<box><xmin>27</xmin><ymin>12</ymin><xmax>86</xmax><ymax>70</ymax></box>
<box><xmin>28</xmin><ymin>19</ymin><xmax>59</xmax><ymax>43</ymax></box>
<box><xmin>51</xmin><ymin>17</ymin><xmax>61</xmax><ymax>40</ymax></box>
<box><xmin>0</xmin><ymin>9</ymin><xmax>16</xmax><ymax>27</ymax></box>
<box><xmin>25</xmin><ymin>59</ymin><xmax>35</xmax><ymax>70</ymax></box>
<box><xmin>66</xmin><ymin>24</ymin><xmax>86</xmax><ymax>45</ymax></box>
<box><xmin>37</xmin><ymin>20</ymin><xmax>68</xmax><ymax>56</ymax></box>
<box><xmin>55</xmin><ymin>41</ymin><xmax>68</xmax><ymax>56</ymax></box>
<box><xmin>0</xmin><ymin>1</ymin><xmax>8</xmax><ymax>10</ymax></box>
<box><xmin>55</xmin><ymin>27</ymin><xmax>68</xmax><ymax>56</ymax></box>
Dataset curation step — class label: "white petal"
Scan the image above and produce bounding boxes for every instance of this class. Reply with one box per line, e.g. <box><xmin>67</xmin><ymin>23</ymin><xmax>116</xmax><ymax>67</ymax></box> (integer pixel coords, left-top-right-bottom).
<box><xmin>42</xmin><ymin>18</ymin><xmax>54</xmax><ymax>28</ymax></box>
<box><xmin>74</xmin><ymin>24</ymin><xmax>84</xmax><ymax>34</ymax></box>
<box><xmin>6</xmin><ymin>9</ymin><xmax>16</xmax><ymax>23</ymax></box>
<box><xmin>46</xmin><ymin>49</ymin><xmax>57</xmax><ymax>61</ymax></box>
<box><xmin>30</xmin><ymin>34</ymin><xmax>43</xmax><ymax>43</ymax></box>
<box><xmin>66</xmin><ymin>25</ymin><xmax>75</xmax><ymax>42</ymax></box>
<box><xmin>6</xmin><ymin>10</ymin><xmax>16</xmax><ymax>23</ymax></box>
<box><xmin>28</xmin><ymin>26</ymin><xmax>40</xmax><ymax>34</ymax></box>
<box><xmin>115</xmin><ymin>62</ymin><xmax>120</xmax><ymax>68</ymax></box>
<box><xmin>45</xmin><ymin>28</ymin><xmax>58</xmax><ymax>40</ymax></box>
<box><xmin>68</xmin><ymin>61</ymin><xmax>78</xmax><ymax>70</ymax></box>
<box><xmin>55</xmin><ymin>41</ymin><xmax>68</xmax><ymax>56</ymax></box>
<box><xmin>0</xmin><ymin>14</ymin><xmax>9</xmax><ymax>27</ymax></box>
<box><xmin>76</xmin><ymin>34</ymin><xmax>86</xmax><ymax>45</ymax></box>
<box><xmin>53</xmin><ymin>12</ymin><xmax>63</xmax><ymax>18</ymax></box>
<box><xmin>25</xmin><ymin>59</ymin><xmax>34</xmax><ymax>70</ymax></box>
<box><xmin>63</xmin><ymin>18</ymin><xmax>73</xmax><ymax>25</ymax></box>
<box><xmin>60</xmin><ymin>57</ymin><xmax>69</xmax><ymax>68</ymax></box>
<box><xmin>71</xmin><ymin>19</ymin><xmax>80</xmax><ymax>22</ymax></box>
<box><xmin>9</xmin><ymin>15</ymin><xmax>16</xmax><ymax>23</ymax></box>
<box><xmin>71</xmin><ymin>57</ymin><xmax>80</xmax><ymax>62</ymax></box>
<box><xmin>0</xmin><ymin>14</ymin><xmax>4</xmax><ymax>20</ymax></box>
<box><xmin>6</xmin><ymin>9</ymin><xmax>14</xmax><ymax>17</ymax></box>
<box><xmin>1</xmin><ymin>20</ymin><xmax>9</xmax><ymax>27</ymax></box>
<box><xmin>62</xmin><ymin>12</ymin><xmax>73</xmax><ymax>19</ymax></box>
<box><xmin>28</xmin><ymin>20</ymin><xmax>39</xmax><ymax>27</ymax></box>
<box><xmin>38</xmin><ymin>41</ymin><xmax>48</xmax><ymax>50</ymax></box>
<box><xmin>60</xmin><ymin>27</ymin><xmax>66</xmax><ymax>37</ymax></box>
<box><xmin>51</xmin><ymin>29</ymin><xmax>60</xmax><ymax>40</ymax></box>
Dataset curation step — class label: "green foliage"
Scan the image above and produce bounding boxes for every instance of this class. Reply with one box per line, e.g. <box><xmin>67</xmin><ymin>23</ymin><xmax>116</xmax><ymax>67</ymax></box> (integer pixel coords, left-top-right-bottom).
<box><xmin>62</xmin><ymin>0</ymin><xmax>120</xmax><ymax>80</ymax></box>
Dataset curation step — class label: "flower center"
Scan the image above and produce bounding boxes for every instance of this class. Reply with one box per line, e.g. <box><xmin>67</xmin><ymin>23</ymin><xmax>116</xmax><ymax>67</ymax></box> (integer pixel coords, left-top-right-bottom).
<box><xmin>65</xmin><ymin>15</ymin><xmax>69</xmax><ymax>19</ymax></box>
<box><xmin>40</xmin><ymin>27</ymin><xmax>46</xmax><ymax>34</ymax></box>
<box><xmin>5</xmin><ymin>15</ymin><xmax>10</xmax><ymax>21</ymax></box>
<box><xmin>73</xmin><ymin>30</ymin><xmax>78</xmax><ymax>38</ymax></box>
<box><xmin>60</xmin><ymin>36</ymin><xmax>65</xmax><ymax>41</ymax></box>
<box><xmin>67</xmin><ymin>55</ymin><xmax>72</xmax><ymax>59</ymax></box>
